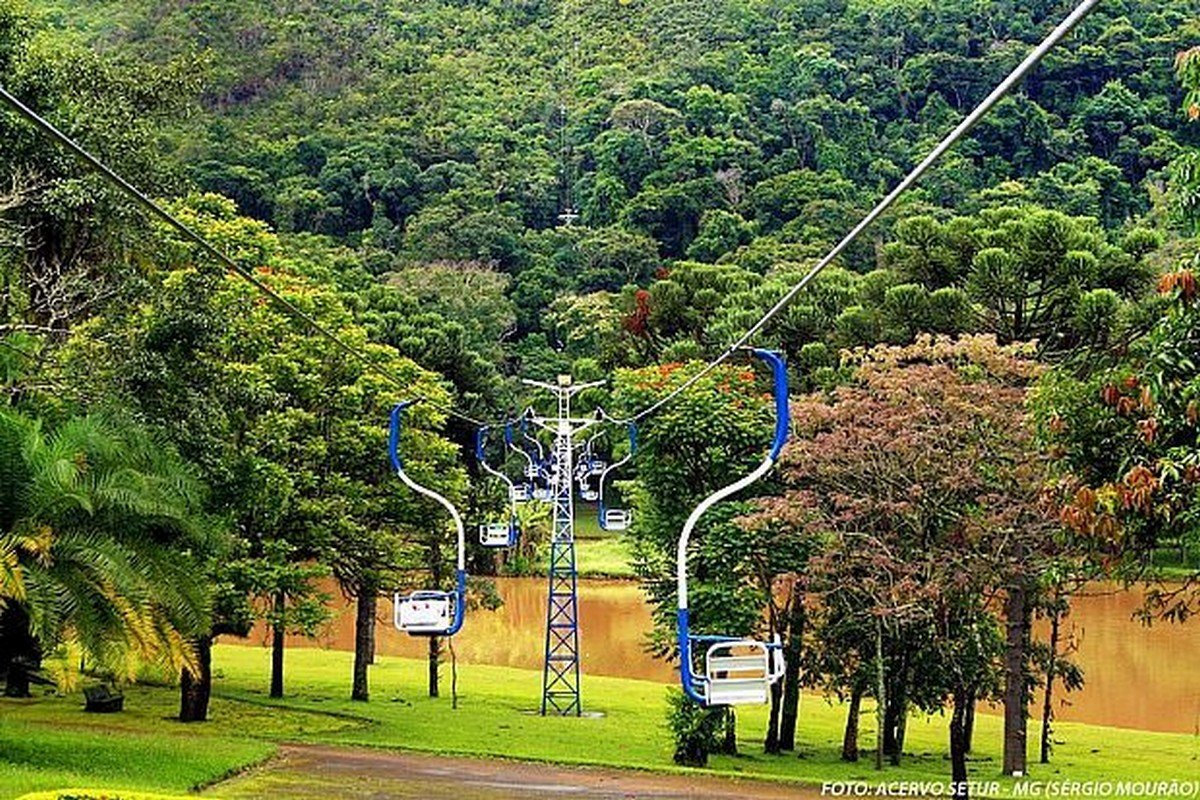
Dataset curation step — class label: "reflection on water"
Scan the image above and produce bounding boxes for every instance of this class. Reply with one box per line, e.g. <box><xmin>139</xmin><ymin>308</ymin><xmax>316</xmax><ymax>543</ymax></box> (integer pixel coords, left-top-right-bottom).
<box><xmin>256</xmin><ymin>577</ymin><xmax>1198</xmax><ymax>734</ymax></box>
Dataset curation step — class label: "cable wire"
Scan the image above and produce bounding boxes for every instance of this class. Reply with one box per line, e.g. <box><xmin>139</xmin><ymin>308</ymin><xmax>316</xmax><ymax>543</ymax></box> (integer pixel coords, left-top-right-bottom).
<box><xmin>603</xmin><ymin>0</ymin><xmax>1102</xmax><ymax>425</ymax></box>
<box><xmin>0</xmin><ymin>84</ymin><xmax>484</xmax><ymax>428</ymax></box>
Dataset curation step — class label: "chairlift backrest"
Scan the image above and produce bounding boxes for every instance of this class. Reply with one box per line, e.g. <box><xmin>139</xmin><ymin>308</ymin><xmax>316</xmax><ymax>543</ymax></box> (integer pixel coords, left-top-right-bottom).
<box><xmin>480</xmin><ymin>521</ymin><xmax>516</xmax><ymax>547</ymax></box>
<box><xmin>603</xmin><ymin>508</ymin><xmax>631</xmax><ymax>530</ymax></box>
<box><xmin>395</xmin><ymin>591</ymin><xmax>454</xmax><ymax>633</ymax></box>
<box><xmin>704</xmin><ymin>640</ymin><xmax>773</xmax><ymax>706</ymax></box>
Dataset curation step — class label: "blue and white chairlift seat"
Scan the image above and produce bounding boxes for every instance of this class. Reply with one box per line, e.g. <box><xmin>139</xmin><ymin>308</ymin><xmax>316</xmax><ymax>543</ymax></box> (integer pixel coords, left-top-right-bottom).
<box><xmin>388</xmin><ymin>401</ymin><xmax>466</xmax><ymax>637</ymax></box>
<box><xmin>598</xmin><ymin>423</ymin><xmax>637</xmax><ymax>532</ymax></box>
<box><xmin>475</xmin><ymin>426</ymin><xmax>520</xmax><ymax>548</ymax></box>
<box><xmin>676</xmin><ymin>348</ymin><xmax>790</xmax><ymax>706</ymax></box>
<box><xmin>602</xmin><ymin>507</ymin><xmax>631</xmax><ymax>530</ymax></box>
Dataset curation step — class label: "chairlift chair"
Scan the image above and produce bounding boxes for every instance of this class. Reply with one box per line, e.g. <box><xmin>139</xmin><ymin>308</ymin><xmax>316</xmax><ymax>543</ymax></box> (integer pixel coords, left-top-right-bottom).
<box><xmin>676</xmin><ymin>348</ymin><xmax>790</xmax><ymax>706</ymax></box>
<box><xmin>602</xmin><ymin>508</ymin><xmax>631</xmax><ymax>531</ymax></box>
<box><xmin>598</xmin><ymin>422</ymin><xmax>637</xmax><ymax>532</ymax></box>
<box><xmin>479</xmin><ymin>521</ymin><xmax>518</xmax><ymax>547</ymax></box>
<box><xmin>475</xmin><ymin>426</ymin><xmax>520</xmax><ymax>548</ymax></box>
<box><xmin>388</xmin><ymin>401</ymin><xmax>466</xmax><ymax>637</ymax></box>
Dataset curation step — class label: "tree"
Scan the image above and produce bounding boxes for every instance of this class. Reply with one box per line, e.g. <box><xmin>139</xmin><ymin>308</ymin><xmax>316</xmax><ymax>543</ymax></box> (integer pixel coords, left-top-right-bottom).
<box><xmin>0</xmin><ymin>7</ymin><xmax>202</xmax><ymax>339</ymax></box>
<box><xmin>1035</xmin><ymin>267</ymin><xmax>1200</xmax><ymax>621</ymax></box>
<box><xmin>0</xmin><ymin>408</ymin><xmax>212</xmax><ymax>697</ymax></box>
<box><xmin>58</xmin><ymin>194</ymin><xmax>460</xmax><ymax>710</ymax></box>
<box><xmin>757</xmin><ymin>336</ymin><xmax>1065</xmax><ymax>795</ymax></box>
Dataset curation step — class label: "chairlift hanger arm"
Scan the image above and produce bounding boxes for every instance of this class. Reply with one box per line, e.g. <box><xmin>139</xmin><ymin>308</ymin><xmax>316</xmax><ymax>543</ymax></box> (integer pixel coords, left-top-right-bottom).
<box><xmin>475</xmin><ymin>426</ymin><xmax>517</xmax><ymax>492</ymax></box>
<box><xmin>675</xmin><ymin>349</ymin><xmax>789</xmax><ymax>705</ymax></box>
<box><xmin>389</xmin><ymin>401</ymin><xmax>467</xmax><ymax>636</ymax></box>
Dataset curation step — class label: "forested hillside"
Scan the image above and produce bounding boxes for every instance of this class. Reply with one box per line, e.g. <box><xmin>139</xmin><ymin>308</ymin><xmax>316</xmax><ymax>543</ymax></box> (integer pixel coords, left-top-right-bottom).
<box><xmin>21</xmin><ymin>0</ymin><xmax>1200</xmax><ymax>385</ymax></box>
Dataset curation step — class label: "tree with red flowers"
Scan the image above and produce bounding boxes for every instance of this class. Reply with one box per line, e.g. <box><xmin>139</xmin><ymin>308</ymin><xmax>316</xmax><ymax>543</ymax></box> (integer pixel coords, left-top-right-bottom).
<box><xmin>1035</xmin><ymin>266</ymin><xmax>1200</xmax><ymax>621</ymax></box>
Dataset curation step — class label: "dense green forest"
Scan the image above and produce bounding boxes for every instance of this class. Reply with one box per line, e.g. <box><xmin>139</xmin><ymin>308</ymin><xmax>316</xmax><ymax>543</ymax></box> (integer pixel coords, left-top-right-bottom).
<box><xmin>15</xmin><ymin>0</ymin><xmax>1200</xmax><ymax>380</ymax></box>
<box><xmin>3</xmin><ymin>0</ymin><xmax>1200</xmax><ymax>795</ymax></box>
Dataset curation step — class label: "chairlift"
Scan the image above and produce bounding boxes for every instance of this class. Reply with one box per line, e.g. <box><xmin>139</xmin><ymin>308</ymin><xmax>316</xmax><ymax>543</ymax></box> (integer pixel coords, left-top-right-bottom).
<box><xmin>598</xmin><ymin>422</ymin><xmax>637</xmax><ymax>532</ymax></box>
<box><xmin>475</xmin><ymin>426</ymin><xmax>520</xmax><ymax>548</ymax></box>
<box><xmin>676</xmin><ymin>348</ymin><xmax>789</xmax><ymax>706</ymax></box>
<box><xmin>388</xmin><ymin>401</ymin><xmax>466</xmax><ymax>637</ymax></box>
<box><xmin>602</xmin><ymin>508</ymin><xmax>631</xmax><ymax>531</ymax></box>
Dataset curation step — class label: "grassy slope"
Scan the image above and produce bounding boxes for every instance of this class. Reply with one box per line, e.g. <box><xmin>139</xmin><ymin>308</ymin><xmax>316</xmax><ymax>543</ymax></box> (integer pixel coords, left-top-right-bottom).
<box><xmin>571</xmin><ymin>504</ymin><xmax>637</xmax><ymax>578</ymax></box>
<box><xmin>3</xmin><ymin>645</ymin><xmax>1196</xmax><ymax>800</ymax></box>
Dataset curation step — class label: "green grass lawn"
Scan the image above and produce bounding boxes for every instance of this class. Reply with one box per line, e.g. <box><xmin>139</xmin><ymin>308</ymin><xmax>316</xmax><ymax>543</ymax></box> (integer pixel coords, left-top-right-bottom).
<box><xmin>3</xmin><ymin>644</ymin><xmax>1197</xmax><ymax>799</ymax></box>
<box><xmin>574</xmin><ymin>535</ymin><xmax>635</xmax><ymax>578</ymax></box>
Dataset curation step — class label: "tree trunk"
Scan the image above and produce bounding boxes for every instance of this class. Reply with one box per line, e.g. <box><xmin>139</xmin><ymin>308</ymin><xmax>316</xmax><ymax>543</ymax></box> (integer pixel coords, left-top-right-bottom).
<box><xmin>1040</xmin><ymin>606</ymin><xmax>1061</xmax><ymax>764</ymax></box>
<box><xmin>950</xmin><ymin>687</ymin><xmax>971</xmax><ymax>800</ymax></box>
<box><xmin>842</xmin><ymin>685</ymin><xmax>863</xmax><ymax>762</ymax></box>
<box><xmin>884</xmin><ymin>651</ymin><xmax>909</xmax><ymax>766</ymax></box>
<box><xmin>270</xmin><ymin>590</ymin><xmax>285</xmax><ymax>699</ymax></box>
<box><xmin>368</xmin><ymin>595</ymin><xmax>377</xmax><ymax>665</ymax></box>
<box><xmin>179</xmin><ymin>635</ymin><xmax>213</xmax><ymax>721</ymax></box>
<box><xmin>875</xmin><ymin>618</ymin><xmax>885</xmax><ymax>771</ymax></box>
<box><xmin>1</xmin><ymin>604</ymin><xmax>40</xmax><ymax>698</ymax></box>
<box><xmin>4</xmin><ymin>662</ymin><xmax>31</xmax><ymax>698</ymax></box>
<box><xmin>428</xmin><ymin>635</ymin><xmax>440</xmax><ymax>698</ymax></box>
<box><xmin>963</xmin><ymin>686</ymin><xmax>977</xmax><ymax>753</ymax></box>
<box><xmin>720</xmin><ymin>708</ymin><xmax>738</xmax><ymax>755</ymax></box>
<box><xmin>893</xmin><ymin>692</ymin><xmax>909</xmax><ymax>766</ymax></box>
<box><xmin>1003</xmin><ymin>584</ymin><xmax>1031</xmax><ymax>776</ymax></box>
<box><xmin>352</xmin><ymin>587</ymin><xmax>376</xmax><ymax>702</ymax></box>
<box><xmin>882</xmin><ymin>643</ymin><xmax>909</xmax><ymax>762</ymax></box>
<box><xmin>764</xmin><ymin>676</ymin><xmax>782</xmax><ymax>754</ymax></box>
<box><xmin>779</xmin><ymin>589</ymin><xmax>805</xmax><ymax>751</ymax></box>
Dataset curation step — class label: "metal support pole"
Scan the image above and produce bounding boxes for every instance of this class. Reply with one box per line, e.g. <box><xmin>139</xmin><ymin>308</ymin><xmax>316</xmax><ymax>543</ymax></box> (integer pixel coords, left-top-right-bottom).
<box><xmin>524</xmin><ymin>377</ymin><xmax>601</xmax><ymax>716</ymax></box>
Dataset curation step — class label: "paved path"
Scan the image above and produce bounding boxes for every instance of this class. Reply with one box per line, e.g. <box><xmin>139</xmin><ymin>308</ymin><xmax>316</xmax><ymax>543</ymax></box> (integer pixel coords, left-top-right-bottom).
<box><xmin>211</xmin><ymin>743</ymin><xmax>824</xmax><ymax>799</ymax></box>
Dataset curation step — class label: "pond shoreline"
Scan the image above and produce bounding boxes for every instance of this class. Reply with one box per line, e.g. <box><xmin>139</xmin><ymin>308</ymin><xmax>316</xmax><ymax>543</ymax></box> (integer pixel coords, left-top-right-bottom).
<box><xmin>247</xmin><ymin>576</ymin><xmax>1199</xmax><ymax>735</ymax></box>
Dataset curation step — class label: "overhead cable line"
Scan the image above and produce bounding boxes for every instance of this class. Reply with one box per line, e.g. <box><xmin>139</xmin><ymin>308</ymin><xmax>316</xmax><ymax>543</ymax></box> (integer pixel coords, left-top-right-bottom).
<box><xmin>0</xmin><ymin>84</ymin><xmax>484</xmax><ymax>428</ymax></box>
<box><xmin>603</xmin><ymin>0</ymin><xmax>1102</xmax><ymax>426</ymax></box>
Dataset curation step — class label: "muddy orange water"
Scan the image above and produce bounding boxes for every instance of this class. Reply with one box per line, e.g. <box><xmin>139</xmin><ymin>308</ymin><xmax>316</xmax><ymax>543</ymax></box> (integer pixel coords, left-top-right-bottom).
<box><xmin>252</xmin><ymin>578</ymin><xmax>1199</xmax><ymax>735</ymax></box>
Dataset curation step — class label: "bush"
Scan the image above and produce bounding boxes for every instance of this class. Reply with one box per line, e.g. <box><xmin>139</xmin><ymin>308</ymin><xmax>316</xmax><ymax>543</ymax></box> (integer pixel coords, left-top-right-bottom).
<box><xmin>665</xmin><ymin>688</ymin><xmax>724</xmax><ymax>767</ymax></box>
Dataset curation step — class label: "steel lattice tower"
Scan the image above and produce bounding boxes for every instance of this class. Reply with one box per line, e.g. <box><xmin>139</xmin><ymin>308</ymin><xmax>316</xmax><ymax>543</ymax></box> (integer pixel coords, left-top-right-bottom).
<box><xmin>524</xmin><ymin>376</ymin><xmax>601</xmax><ymax>716</ymax></box>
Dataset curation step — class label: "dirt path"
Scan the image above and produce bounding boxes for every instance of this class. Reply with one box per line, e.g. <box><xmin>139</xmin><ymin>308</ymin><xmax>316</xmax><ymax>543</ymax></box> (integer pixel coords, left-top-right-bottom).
<box><xmin>210</xmin><ymin>743</ymin><xmax>825</xmax><ymax>799</ymax></box>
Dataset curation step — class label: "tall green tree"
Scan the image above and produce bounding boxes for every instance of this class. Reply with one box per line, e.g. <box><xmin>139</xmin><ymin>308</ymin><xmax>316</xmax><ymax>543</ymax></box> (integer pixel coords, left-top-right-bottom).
<box><xmin>59</xmin><ymin>194</ymin><xmax>462</xmax><ymax>709</ymax></box>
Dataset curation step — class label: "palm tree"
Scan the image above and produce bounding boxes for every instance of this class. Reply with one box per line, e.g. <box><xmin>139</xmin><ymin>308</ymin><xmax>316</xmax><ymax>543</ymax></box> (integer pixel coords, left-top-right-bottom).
<box><xmin>0</xmin><ymin>408</ymin><xmax>213</xmax><ymax>696</ymax></box>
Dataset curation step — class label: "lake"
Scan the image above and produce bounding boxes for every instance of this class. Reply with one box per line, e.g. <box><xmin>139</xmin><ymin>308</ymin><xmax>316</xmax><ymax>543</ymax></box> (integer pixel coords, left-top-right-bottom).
<box><xmin>258</xmin><ymin>577</ymin><xmax>1200</xmax><ymax>735</ymax></box>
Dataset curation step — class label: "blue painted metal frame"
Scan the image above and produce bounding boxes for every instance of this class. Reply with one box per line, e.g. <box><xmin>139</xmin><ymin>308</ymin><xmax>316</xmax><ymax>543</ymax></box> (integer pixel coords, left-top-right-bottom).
<box><xmin>676</xmin><ymin>349</ymin><xmax>789</xmax><ymax>704</ymax></box>
<box><xmin>389</xmin><ymin>401</ymin><xmax>466</xmax><ymax>637</ymax></box>
<box><xmin>474</xmin><ymin>426</ymin><xmax>520</xmax><ymax>547</ymax></box>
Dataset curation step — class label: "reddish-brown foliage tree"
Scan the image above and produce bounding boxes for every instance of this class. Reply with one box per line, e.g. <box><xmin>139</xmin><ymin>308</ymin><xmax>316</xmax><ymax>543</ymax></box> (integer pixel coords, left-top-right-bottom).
<box><xmin>746</xmin><ymin>335</ymin><xmax>1068</xmax><ymax>794</ymax></box>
